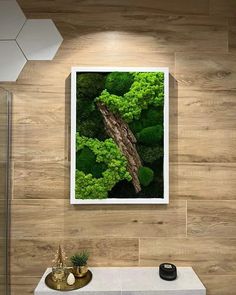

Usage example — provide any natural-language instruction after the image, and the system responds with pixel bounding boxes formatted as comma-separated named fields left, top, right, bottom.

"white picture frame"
left=70, top=67, right=169, bottom=204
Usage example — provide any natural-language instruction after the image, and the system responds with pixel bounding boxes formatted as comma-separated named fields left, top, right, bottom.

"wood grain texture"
left=18, top=13, right=228, bottom=54
left=0, top=275, right=6, bottom=295
left=11, top=276, right=40, bottom=295
left=172, top=89, right=236, bottom=130
left=64, top=200, right=186, bottom=238
left=12, top=124, right=68, bottom=162
left=18, top=0, right=210, bottom=16
left=0, top=162, right=7, bottom=198
left=13, top=161, right=69, bottom=199
left=229, top=18, right=236, bottom=52
left=11, top=238, right=139, bottom=276
left=170, top=127, right=236, bottom=162
left=188, top=201, right=236, bottom=237
left=0, top=0, right=234, bottom=294
left=170, top=163, right=236, bottom=200
left=210, top=0, right=236, bottom=17
left=0, top=238, right=6, bottom=276
left=201, top=275, right=236, bottom=295
left=11, top=200, right=64, bottom=239
left=175, top=53, right=236, bottom=90
left=140, top=238, right=236, bottom=275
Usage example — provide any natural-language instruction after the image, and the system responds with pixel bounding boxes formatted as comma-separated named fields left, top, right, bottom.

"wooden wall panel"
left=175, top=53, right=236, bottom=90
left=13, top=162, right=69, bottom=199
left=64, top=200, right=187, bottom=238
left=201, top=275, right=236, bottom=295
left=0, top=0, right=235, bottom=294
left=18, top=0, right=210, bottom=16
left=229, top=18, right=236, bottom=52
left=188, top=201, right=236, bottom=237
left=140, top=238, right=236, bottom=275
left=210, top=0, right=236, bottom=17
left=11, top=238, right=139, bottom=276
left=170, top=163, right=236, bottom=200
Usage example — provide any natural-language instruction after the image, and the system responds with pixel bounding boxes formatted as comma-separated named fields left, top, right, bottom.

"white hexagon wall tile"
left=0, top=41, right=26, bottom=82
left=0, top=0, right=26, bottom=40
left=17, top=19, right=63, bottom=60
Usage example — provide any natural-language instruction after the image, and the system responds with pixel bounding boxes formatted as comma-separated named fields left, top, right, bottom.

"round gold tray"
left=45, top=270, right=92, bottom=291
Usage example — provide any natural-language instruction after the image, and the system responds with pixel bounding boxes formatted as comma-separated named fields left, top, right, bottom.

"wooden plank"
left=170, top=163, right=236, bottom=200
left=12, top=91, right=68, bottom=126
left=175, top=53, right=236, bottom=90
left=10, top=238, right=139, bottom=276
left=170, top=127, right=236, bottom=162
left=65, top=238, right=139, bottom=266
left=229, top=18, right=236, bottom=52
left=12, top=162, right=236, bottom=200
left=170, top=128, right=236, bottom=162
left=11, top=276, right=40, bottom=295
left=12, top=124, right=69, bottom=162
left=13, top=161, right=69, bottom=199
left=0, top=238, right=6, bottom=276
left=210, top=0, right=236, bottom=17
left=19, top=13, right=228, bottom=54
left=188, top=200, right=236, bottom=237
left=18, top=0, right=209, bottom=16
left=171, top=89, right=236, bottom=130
left=0, top=162, right=7, bottom=198
left=0, top=275, right=6, bottom=295
left=140, top=237, right=236, bottom=275
left=11, top=199, right=64, bottom=239
left=64, top=200, right=186, bottom=238
left=201, top=275, right=236, bottom=295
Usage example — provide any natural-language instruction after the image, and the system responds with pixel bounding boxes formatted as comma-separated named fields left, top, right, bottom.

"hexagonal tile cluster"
left=0, top=0, right=63, bottom=82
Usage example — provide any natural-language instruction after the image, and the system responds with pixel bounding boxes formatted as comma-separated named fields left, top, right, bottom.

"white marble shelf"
left=34, top=267, right=206, bottom=295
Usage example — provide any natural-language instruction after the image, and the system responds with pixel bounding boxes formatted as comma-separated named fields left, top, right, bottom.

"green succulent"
left=70, top=251, right=89, bottom=267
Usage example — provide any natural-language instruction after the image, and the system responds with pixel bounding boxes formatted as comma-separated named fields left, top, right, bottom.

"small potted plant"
left=70, top=250, right=89, bottom=278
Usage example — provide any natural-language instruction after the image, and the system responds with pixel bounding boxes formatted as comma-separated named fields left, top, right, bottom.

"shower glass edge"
left=0, top=87, right=11, bottom=295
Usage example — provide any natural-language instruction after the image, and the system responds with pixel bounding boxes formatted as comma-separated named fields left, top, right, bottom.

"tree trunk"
left=97, top=102, right=142, bottom=193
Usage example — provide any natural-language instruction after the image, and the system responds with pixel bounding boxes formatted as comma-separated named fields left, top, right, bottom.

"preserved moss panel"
left=76, top=71, right=164, bottom=199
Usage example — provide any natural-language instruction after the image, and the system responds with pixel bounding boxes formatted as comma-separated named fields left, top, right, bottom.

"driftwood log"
left=97, top=102, right=142, bottom=193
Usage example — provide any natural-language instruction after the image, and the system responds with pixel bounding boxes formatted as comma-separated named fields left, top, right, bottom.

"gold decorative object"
left=51, top=244, right=68, bottom=283
left=70, top=250, right=89, bottom=278
left=45, top=270, right=92, bottom=291
left=73, top=265, right=88, bottom=278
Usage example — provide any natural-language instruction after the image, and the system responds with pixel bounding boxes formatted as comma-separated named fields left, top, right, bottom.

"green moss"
left=77, top=73, right=105, bottom=100
left=138, top=166, right=154, bottom=186
left=76, top=147, right=107, bottom=178
left=105, top=72, right=134, bottom=96
left=145, top=107, right=163, bottom=126
left=137, top=145, right=163, bottom=163
left=76, top=147, right=96, bottom=174
left=130, top=106, right=163, bottom=134
left=137, top=125, right=163, bottom=146
left=97, top=72, right=164, bottom=122
left=76, top=134, right=131, bottom=199
left=77, top=110, right=106, bottom=139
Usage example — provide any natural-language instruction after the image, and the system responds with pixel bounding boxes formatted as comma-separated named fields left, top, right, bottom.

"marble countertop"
left=34, top=267, right=206, bottom=295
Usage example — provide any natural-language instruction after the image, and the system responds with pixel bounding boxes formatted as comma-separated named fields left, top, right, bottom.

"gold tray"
left=45, top=270, right=92, bottom=291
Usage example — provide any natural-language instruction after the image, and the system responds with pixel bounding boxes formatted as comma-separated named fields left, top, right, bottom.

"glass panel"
left=0, top=87, right=10, bottom=295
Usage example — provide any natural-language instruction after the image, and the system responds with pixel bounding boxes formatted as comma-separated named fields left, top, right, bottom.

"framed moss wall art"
left=70, top=67, right=169, bottom=204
